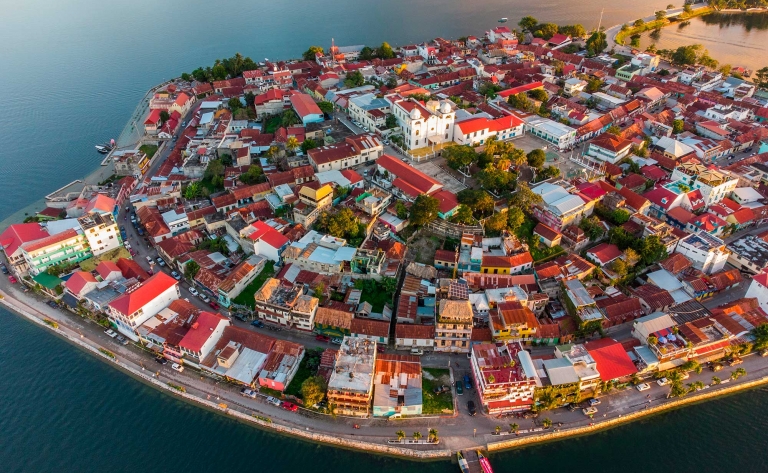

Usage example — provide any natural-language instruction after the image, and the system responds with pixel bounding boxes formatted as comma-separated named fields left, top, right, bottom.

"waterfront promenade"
left=4, top=276, right=768, bottom=459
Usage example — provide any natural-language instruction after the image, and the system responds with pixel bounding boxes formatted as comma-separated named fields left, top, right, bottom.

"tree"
left=712, top=376, right=721, bottom=385
left=637, top=234, right=668, bottom=264
left=396, top=430, right=406, bottom=441
left=586, top=78, right=604, bottom=93
left=359, top=46, right=375, bottom=60
left=159, top=110, right=170, bottom=124
left=303, top=46, right=324, bottom=61
left=378, top=42, right=395, bottom=59
left=655, top=10, right=667, bottom=20
left=244, top=91, right=256, bottom=108
left=672, top=119, right=685, bottom=134
left=428, top=428, right=439, bottom=442
left=509, top=423, right=520, bottom=433
left=579, top=216, right=605, bottom=241
left=228, top=97, right=243, bottom=111
left=184, top=261, right=200, bottom=281
left=606, top=125, right=621, bottom=135
left=477, top=167, right=513, bottom=193
left=479, top=82, right=503, bottom=99
left=542, top=418, right=552, bottom=428
left=509, top=183, right=543, bottom=214
left=451, top=205, right=475, bottom=225
left=457, top=189, right=495, bottom=218
left=683, top=3, right=692, bottom=13
left=409, top=195, right=440, bottom=226
left=286, top=136, right=300, bottom=155
left=634, top=18, right=646, bottom=27
left=239, top=165, right=264, bottom=185
left=300, top=376, right=327, bottom=406
left=559, top=24, right=586, bottom=38
left=534, top=23, right=559, bottom=40
left=671, top=44, right=702, bottom=66
left=386, top=77, right=398, bottom=89
left=211, top=63, right=227, bottom=81
left=527, top=149, right=547, bottom=169
left=623, top=247, right=640, bottom=266
left=412, top=431, right=422, bottom=441
left=536, top=166, right=560, bottom=181
left=301, top=138, right=319, bottom=153
left=528, top=88, right=548, bottom=102
left=385, top=113, right=398, bottom=129
left=317, top=208, right=361, bottom=239
left=395, top=201, right=409, bottom=220
left=506, top=207, right=525, bottom=233
left=181, top=72, right=191, bottom=82
left=484, top=212, right=508, bottom=234
left=317, top=101, right=334, bottom=115
left=508, top=93, right=535, bottom=113
left=519, top=16, right=538, bottom=31
left=586, top=31, right=607, bottom=55
left=751, top=323, right=768, bottom=351
left=444, top=145, right=477, bottom=171
left=204, top=159, right=225, bottom=182
left=381, top=277, right=398, bottom=297
left=281, top=110, right=300, bottom=128
left=184, top=181, right=202, bottom=199
left=755, top=67, right=768, bottom=89
left=611, top=258, right=630, bottom=279
left=344, top=70, right=365, bottom=88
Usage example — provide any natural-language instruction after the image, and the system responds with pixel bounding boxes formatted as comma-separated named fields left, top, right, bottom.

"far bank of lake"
left=639, top=12, right=768, bottom=72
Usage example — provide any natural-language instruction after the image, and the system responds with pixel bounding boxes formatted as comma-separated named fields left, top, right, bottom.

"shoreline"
left=4, top=286, right=768, bottom=460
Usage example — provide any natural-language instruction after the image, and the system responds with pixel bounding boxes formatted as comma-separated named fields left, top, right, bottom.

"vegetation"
left=239, top=165, right=266, bottom=185
left=197, top=236, right=231, bottom=256
left=656, top=44, right=719, bottom=68
left=302, top=46, right=324, bottom=61
left=354, top=278, right=397, bottom=312
left=300, top=376, right=327, bottom=407
left=409, top=194, right=441, bottom=226
left=344, top=71, right=365, bottom=88
left=184, top=261, right=200, bottom=281
left=586, top=31, right=607, bottom=56
left=422, top=368, right=454, bottom=414
left=527, top=149, right=547, bottom=169
left=316, top=208, right=367, bottom=246
left=231, top=261, right=275, bottom=308
left=187, top=53, right=259, bottom=82
left=139, top=144, right=159, bottom=159
left=285, top=348, right=324, bottom=398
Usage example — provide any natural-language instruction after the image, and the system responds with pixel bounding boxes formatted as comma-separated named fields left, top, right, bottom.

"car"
left=104, top=329, right=118, bottom=338
left=281, top=401, right=299, bottom=412
left=129, top=249, right=137, bottom=256
left=455, top=380, right=463, bottom=395
left=188, top=287, right=199, bottom=296
left=657, top=377, right=670, bottom=387
left=266, top=396, right=281, bottom=406
left=331, top=338, right=343, bottom=345
left=315, top=335, right=331, bottom=342
left=116, top=335, right=129, bottom=346
left=588, top=398, right=601, bottom=406
left=124, top=242, right=131, bottom=250
left=155, top=356, right=168, bottom=365
left=233, top=313, right=248, bottom=322
left=8, top=275, right=17, bottom=284
left=1, top=264, right=9, bottom=274
left=155, top=257, right=166, bottom=267
left=710, top=362, right=723, bottom=372
left=47, top=300, right=58, bottom=309
left=582, top=407, right=598, bottom=416
left=171, top=363, right=184, bottom=373
left=251, top=320, right=264, bottom=328
left=240, top=388, right=258, bottom=399
left=463, top=374, right=472, bottom=390
left=198, top=293, right=211, bottom=303
left=208, top=301, right=220, bottom=310
left=120, top=226, right=126, bottom=232
left=146, top=256, right=154, bottom=264
left=137, top=228, right=144, bottom=236
left=170, top=271, right=181, bottom=280
left=410, top=348, right=424, bottom=356
left=728, top=358, right=743, bottom=366
left=636, top=383, right=651, bottom=392
left=467, top=401, right=477, bottom=416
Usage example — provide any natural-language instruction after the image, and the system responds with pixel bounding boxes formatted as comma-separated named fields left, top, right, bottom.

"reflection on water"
left=699, top=11, right=768, bottom=31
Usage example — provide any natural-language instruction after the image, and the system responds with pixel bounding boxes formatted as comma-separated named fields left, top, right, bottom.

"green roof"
left=33, top=272, right=64, bottom=290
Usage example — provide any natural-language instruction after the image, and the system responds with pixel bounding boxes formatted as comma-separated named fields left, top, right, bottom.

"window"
left=415, top=130, right=420, bottom=136
left=446, top=123, right=449, bottom=130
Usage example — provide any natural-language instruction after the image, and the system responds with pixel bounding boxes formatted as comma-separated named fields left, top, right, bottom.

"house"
left=106, top=272, right=180, bottom=340
left=584, top=338, right=638, bottom=383
left=242, top=220, right=290, bottom=261
left=586, top=134, right=634, bottom=164
left=258, top=340, right=306, bottom=392
left=20, top=229, right=91, bottom=276
left=745, top=271, right=768, bottom=313
left=308, top=134, right=383, bottom=172
left=0, top=223, right=50, bottom=275
left=453, top=114, right=524, bottom=146
left=375, top=154, right=443, bottom=199
left=327, top=337, right=377, bottom=417
left=178, top=311, right=230, bottom=364
left=531, top=181, right=594, bottom=230
left=217, top=254, right=268, bottom=308
left=470, top=342, right=537, bottom=414
left=434, top=249, right=458, bottom=270
left=253, top=278, right=319, bottom=331
left=373, top=354, right=422, bottom=417
left=350, top=318, right=390, bottom=345
left=64, top=271, right=99, bottom=299
left=675, top=232, right=729, bottom=275
left=314, top=307, right=354, bottom=338
left=480, top=253, right=534, bottom=275
left=533, top=223, right=562, bottom=248
left=394, top=323, right=435, bottom=350
left=435, top=299, right=473, bottom=353
left=585, top=243, right=622, bottom=267
left=523, top=116, right=576, bottom=151
left=490, top=301, right=540, bottom=341
left=727, top=235, right=768, bottom=274
left=290, top=93, right=324, bottom=125
left=564, top=78, right=588, bottom=96
left=96, top=261, right=123, bottom=282
left=199, top=326, right=275, bottom=386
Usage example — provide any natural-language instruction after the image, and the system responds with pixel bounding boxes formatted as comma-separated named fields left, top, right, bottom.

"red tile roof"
left=249, top=220, right=290, bottom=249
left=290, top=93, right=322, bottom=118
left=108, top=272, right=178, bottom=317
left=432, top=190, right=460, bottom=214
left=96, top=261, right=121, bottom=280
left=377, top=154, right=442, bottom=196
left=179, top=311, right=228, bottom=352
left=0, top=223, right=49, bottom=256
left=21, top=228, right=80, bottom=253
left=116, top=258, right=150, bottom=281
left=586, top=243, right=622, bottom=265
left=584, top=338, right=638, bottom=381
left=65, top=271, right=98, bottom=297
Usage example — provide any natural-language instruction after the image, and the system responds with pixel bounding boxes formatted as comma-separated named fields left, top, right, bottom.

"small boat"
left=478, top=451, right=494, bottom=473
left=498, top=17, right=508, bottom=23
left=95, top=145, right=110, bottom=154
left=457, top=452, right=470, bottom=473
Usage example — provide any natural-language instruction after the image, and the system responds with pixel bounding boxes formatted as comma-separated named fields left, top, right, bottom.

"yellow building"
left=480, top=252, right=534, bottom=275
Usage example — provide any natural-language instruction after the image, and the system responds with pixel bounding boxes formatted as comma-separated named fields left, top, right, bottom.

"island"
left=4, top=9, right=768, bottom=466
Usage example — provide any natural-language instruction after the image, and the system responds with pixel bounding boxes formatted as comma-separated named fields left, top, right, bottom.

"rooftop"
left=328, top=337, right=377, bottom=394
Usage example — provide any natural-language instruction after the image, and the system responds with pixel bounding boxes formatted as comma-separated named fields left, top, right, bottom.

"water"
left=639, top=12, right=768, bottom=72
left=2, top=1, right=768, bottom=471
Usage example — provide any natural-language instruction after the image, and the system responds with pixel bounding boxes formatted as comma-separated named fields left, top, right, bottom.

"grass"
left=615, top=19, right=668, bottom=45
left=530, top=244, right=565, bottom=263
left=232, top=261, right=275, bottom=308
left=422, top=368, right=454, bottom=415
left=139, top=144, right=159, bottom=159
left=358, top=281, right=391, bottom=313
left=283, top=348, right=323, bottom=399
left=79, top=247, right=131, bottom=272
left=264, top=116, right=282, bottom=134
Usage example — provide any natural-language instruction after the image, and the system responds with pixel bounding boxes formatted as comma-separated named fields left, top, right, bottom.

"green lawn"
left=284, top=348, right=323, bottom=399
left=360, top=289, right=390, bottom=313
left=139, top=144, right=159, bottom=159
left=232, top=261, right=275, bottom=308
left=422, top=368, right=454, bottom=415
left=264, top=116, right=282, bottom=133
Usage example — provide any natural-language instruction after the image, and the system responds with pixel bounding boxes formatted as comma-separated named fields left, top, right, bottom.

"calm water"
left=2, top=0, right=768, bottom=471
left=639, top=12, right=768, bottom=72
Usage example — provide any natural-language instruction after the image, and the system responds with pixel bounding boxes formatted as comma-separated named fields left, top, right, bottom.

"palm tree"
left=732, top=367, right=747, bottom=380
left=509, top=423, right=520, bottom=434
left=395, top=430, right=405, bottom=442
left=542, top=418, right=552, bottom=428
left=495, top=425, right=501, bottom=434
left=413, top=431, right=422, bottom=441
left=428, top=428, right=438, bottom=442
left=286, top=136, right=300, bottom=155
left=712, top=376, right=721, bottom=385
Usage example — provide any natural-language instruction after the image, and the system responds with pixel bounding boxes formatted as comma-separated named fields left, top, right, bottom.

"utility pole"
left=597, top=8, right=604, bottom=33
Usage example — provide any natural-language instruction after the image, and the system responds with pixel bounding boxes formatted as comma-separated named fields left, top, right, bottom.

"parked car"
left=198, top=293, right=211, bottom=303
left=47, top=301, right=58, bottom=309
left=680, top=372, right=690, bottom=380
left=710, top=362, right=723, bottom=372
left=240, top=388, right=258, bottom=399
left=129, top=249, right=137, bottom=256
left=104, top=329, right=118, bottom=338
left=116, top=335, right=129, bottom=346
left=455, top=380, right=463, bottom=395
left=171, top=363, right=184, bottom=373
left=410, top=348, right=424, bottom=356
left=188, top=287, right=199, bottom=297
left=315, top=335, right=330, bottom=342
left=146, top=256, right=154, bottom=264
left=635, top=383, right=651, bottom=392
left=0, top=264, right=8, bottom=274
left=251, top=320, right=264, bottom=328
left=582, top=407, right=598, bottom=416
left=170, top=271, right=181, bottom=280
left=588, top=398, right=601, bottom=406
left=331, top=338, right=343, bottom=345
left=657, top=377, right=670, bottom=387
left=463, top=374, right=472, bottom=390
left=281, top=401, right=299, bottom=412
left=266, top=396, right=281, bottom=406
left=432, top=385, right=450, bottom=395
left=728, top=358, right=743, bottom=366
left=208, top=301, right=220, bottom=310
left=8, top=275, right=17, bottom=284
left=467, top=401, right=477, bottom=416
left=155, top=257, right=166, bottom=267
left=155, top=356, right=168, bottom=365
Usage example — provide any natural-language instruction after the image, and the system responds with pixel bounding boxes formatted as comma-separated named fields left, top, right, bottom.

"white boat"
left=498, top=17, right=508, bottom=23
left=95, top=145, right=110, bottom=154
left=457, top=452, right=470, bottom=473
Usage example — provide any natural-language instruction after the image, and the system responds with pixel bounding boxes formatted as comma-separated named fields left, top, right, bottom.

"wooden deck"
left=460, top=450, right=483, bottom=473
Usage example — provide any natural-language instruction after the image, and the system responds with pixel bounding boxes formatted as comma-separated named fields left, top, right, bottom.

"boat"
left=95, top=145, right=110, bottom=154
left=478, top=451, right=494, bottom=473
left=457, top=452, right=470, bottom=473
left=498, top=17, right=508, bottom=23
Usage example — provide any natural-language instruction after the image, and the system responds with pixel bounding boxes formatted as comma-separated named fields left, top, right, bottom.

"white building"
left=745, top=271, right=768, bottom=313
left=671, top=164, right=738, bottom=207
left=564, top=78, right=587, bottom=96
left=524, top=116, right=576, bottom=150
left=178, top=312, right=230, bottom=363
left=78, top=213, right=121, bottom=257
left=107, top=272, right=180, bottom=340
left=453, top=114, right=524, bottom=146
left=390, top=98, right=455, bottom=150
left=348, top=94, right=392, bottom=131
left=161, top=208, right=190, bottom=236
left=675, top=231, right=729, bottom=275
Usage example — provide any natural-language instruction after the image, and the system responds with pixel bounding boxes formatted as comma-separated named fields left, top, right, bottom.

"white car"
left=266, top=396, right=281, bottom=406
left=124, top=242, right=131, bottom=250
left=241, top=388, right=258, bottom=399
left=656, top=377, right=670, bottom=387
left=636, top=383, right=651, bottom=392
left=188, top=287, right=199, bottom=297
left=104, top=329, right=118, bottom=338
left=146, top=256, right=154, bottom=264
left=582, top=407, right=598, bottom=416
left=171, top=363, right=184, bottom=373
left=588, top=398, right=601, bottom=406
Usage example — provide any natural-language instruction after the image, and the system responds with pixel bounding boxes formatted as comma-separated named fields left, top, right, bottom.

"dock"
left=459, top=450, right=483, bottom=473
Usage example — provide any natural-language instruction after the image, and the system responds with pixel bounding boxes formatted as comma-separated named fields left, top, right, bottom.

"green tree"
left=579, top=216, right=605, bottom=241
left=413, top=431, right=422, bottom=441
left=586, top=78, right=604, bottom=93
left=281, top=110, right=301, bottom=127
left=634, top=18, right=646, bottom=27
left=385, top=113, right=398, bottom=129
left=527, top=149, right=547, bottom=169
left=536, top=166, right=560, bottom=181
left=184, top=261, right=200, bottom=280
left=396, top=430, right=406, bottom=441
left=409, top=194, right=440, bottom=226
left=386, top=77, right=398, bottom=89
left=301, top=138, right=319, bottom=153
left=755, top=67, right=768, bottom=89
left=485, top=212, right=508, bottom=234
left=317, top=101, right=334, bottom=115
left=534, top=23, right=559, bottom=40
left=204, top=159, right=225, bottom=182
left=637, top=234, right=668, bottom=264
left=508, top=93, right=535, bottom=112
left=228, top=97, right=243, bottom=111
left=509, top=183, right=543, bottom=214
left=559, top=24, right=586, bottom=37
left=712, top=376, right=721, bottom=385
left=444, top=145, right=477, bottom=171
left=359, top=46, right=375, bottom=60
left=344, top=70, right=365, bottom=88
left=184, top=182, right=202, bottom=199
left=611, top=258, right=629, bottom=279
left=381, top=276, right=398, bottom=296
left=211, top=63, right=228, bottom=81
left=181, top=72, right=191, bottom=81
left=683, top=3, right=692, bottom=13
left=506, top=207, right=525, bottom=233
left=477, top=167, right=513, bottom=193
left=528, top=88, right=548, bottom=102
left=519, top=16, right=539, bottom=31
left=303, top=46, right=324, bottom=61
left=751, top=324, right=768, bottom=350
left=159, top=110, right=170, bottom=124
left=317, top=208, right=360, bottom=239
left=378, top=42, right=395, bottom=59
left=671, top=44, right=702, bottom=66
left=542, top=418, right=552, bottom=428
left=300, top=376, right=327, bottom=406
left=285, top=136, right=300, bottom=155
left=606, top=125, right=621, bottom=135
left=457, top=189, right=496, bottom=218
left=655, top=10, right=667, bottom=20
left=586, top=31, right=607, bottom=55
left=672, top=119, right=685, bottom=134
left=479, top=83, right=503, bottom=99
left=428, top=428, right=439, bottom=442
left=451, top=205, right=475, bottom=225
left=239, top=165, right=265, bottom=185
left=395, top=201, right=409, bottom=220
